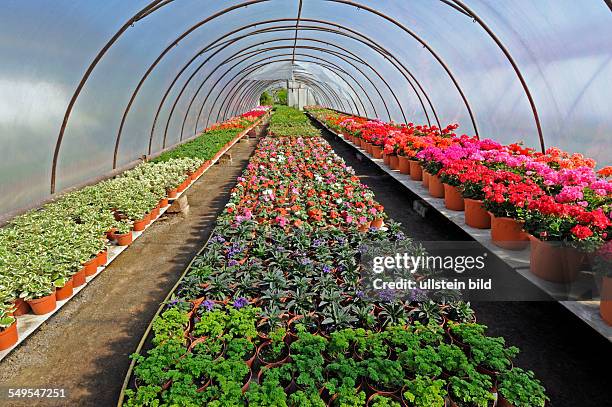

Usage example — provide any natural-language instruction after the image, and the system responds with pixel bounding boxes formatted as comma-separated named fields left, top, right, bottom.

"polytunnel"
left=0, top=1, right=611, bottom=406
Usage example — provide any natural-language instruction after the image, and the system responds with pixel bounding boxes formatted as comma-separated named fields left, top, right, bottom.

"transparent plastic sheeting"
left=0, top=0, right=610, bottom=217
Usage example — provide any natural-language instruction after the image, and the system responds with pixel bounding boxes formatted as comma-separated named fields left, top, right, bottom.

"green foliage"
left=403, top=376, right=447, bottom=407
left=498, top=368, right=549, bottom=407
left=268, top=106, right=320, bottom=137
left=260, top=91, right=273, bottom=106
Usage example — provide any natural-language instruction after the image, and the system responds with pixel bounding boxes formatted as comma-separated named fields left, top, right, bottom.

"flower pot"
left=83, top=257, right=98, bottom=277
left=444, top=184, right=464, bottom=211
left=383, top=153, right=390, bottom=165
left=600, top=276, right=612, bottom=326
left=115, top=231, right=133, bottom=246
left=0, top=322, right=18, bottom=351
left=490, top=214, right=528, bottom=250
left=366, top=391, right=402, bottom=406
left=167, top=188, right=178, bottom=199
left=151, top=206, right=160, bottom=219
left=422, top=171, right=430, bottom=187
left=360, top=139, right=368, bottom=149
left=371, top=217, right=384, bottom=228
left=27, top=292, right=57, bottom=315
left=464, top=198, right=491, bottom=229
left=429, top=174, right=445, bottom=198
left=389, top=155, right=399, bottom=170
left=96, top=250, right=108, bottom=267
left=72, top=267, right=87, bottom=287
left=528, top=236, right=580, bottom=283
left=105, top=228, right=117, bottom=240
left=398, top=155, right=411, bottom=175
left=371, top=145, right=383, bottom=159
left=358, top=221, right=372, bottom=232
left=497, top=397, right=515, bottom=407
left=55, top=278, right=74, bottom=301
left=159, top=198, right=169, bottom=208
left=256, top=341, right=290, bottom=368
left=13, top=298, right=30, bottom=316
left=367, top=143, right=374, bottom=155
left=133, top=217, right=148, bottom=232
left=409, top=160, right=422, bottom=181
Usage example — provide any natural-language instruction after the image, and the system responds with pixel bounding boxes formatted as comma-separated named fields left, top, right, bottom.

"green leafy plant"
left=498, top=368, right=549, bottom=407
left=403, top=375, right=447, bottom=407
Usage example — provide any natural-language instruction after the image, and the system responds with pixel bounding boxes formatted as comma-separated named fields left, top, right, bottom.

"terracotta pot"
left=366, top=391, right=402, bottom=406
left=0, top=322, right=18, bottom=351
left=490, top=214, right=528, bottom=250
left=167, top=188, right=178, bottom=199
left=97, top=250, right=108, bottom=267
left=72, top=267, right=87, bottom=287
left=428, top=174, right=445, bottom=198
left=409, top=160, right=422, bottom=181
left=27, top=292, right=57, bottom=315
left=83, top=257, right=98, bottom=277
left=389, top=155, right=399, bottom=170
left=421, top=170, right=429, bottom=188
left=159, top=198, right=169, bottom=208
left=600, top=276, right=612, bottom=326
left=464, top=198, right=491, bottom=229
left=360, top=139, right=368, bottom=149
left=256, top=341, right=290, bottom=368
left=55, top=278, right=74, bottom=301
left=358, top=221, right=372, bottom=232
left=151, top=206, right=160, bottom=219
left=371, top=218, right=384, bottom=228
left=371, top=145, right=383, bottom=159
left=105, top=228, right=117, bottom=240
left=13, top=298, right=30, bottom=316
left=395, top=155, right=409, bottom=175
left=497, top=397, right=515, bottom=407
left=383, top=153, right=390, bottom=165
left=115, top=231, right=133, bottom=246
left=133, top=217, right=147, bottom=232
left=528, top=236, right=580, bottom=283
left=444, top=184, right=464, bottom=211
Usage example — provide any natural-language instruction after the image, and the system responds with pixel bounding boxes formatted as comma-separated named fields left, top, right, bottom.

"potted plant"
left=21, top=275, right=57, bottom=315
left=0, top=301, right=18, bottom=350
left=366, top=393, right=402, bottom=407
left=594, top=242, right=612, bottom=325
left=447, top=373, right=495, bottom=407
left=402, top=375, right=448, bottom=407
left=257, top=326, right=289, bottom=366
left=497, top=368, right=548, bottom=407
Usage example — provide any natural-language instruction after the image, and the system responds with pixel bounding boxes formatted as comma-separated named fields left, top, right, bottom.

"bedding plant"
left=124, top=107, right=546, bottom=406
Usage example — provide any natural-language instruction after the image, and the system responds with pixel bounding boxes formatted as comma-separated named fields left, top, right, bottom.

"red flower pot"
left=115, top=231, right=133, bottom=246
left=72, top=267, right=87, bottom=288
left=83, top=257, right=98, bottom=277
left=409, top=160, right=422, bottom=181
left=398, top=155, right=411, bottom=175
left=151, top=206, right=160, bottom=219
left=133, top=217, right=148, bottom=232
left=360, top=139, right=368, bottom=149
left=358, top=221, right=372, bottom=232
left=490, top=214, right=528, bottom=250
left=55, top=278, right=74, bottom=301
left=444, top=184, right=464, bottom=211
left=371, top=218, right=384, bottom=228
left=0, top=322, right=18, bottom=351
left=389, top=155, right=399, bottom=170
left=422, top=170, right=430, bottom=187
left=428, top=174, right=445, bottom=198
left=167, top=188, right=178, bottom=199
left=464, top=198, right=491, bottom=229
left=383, top=153, right=390, bottom=165
left=371, top=145, right=383, bottom=159
left=97, top=250, right=108, bottom=267
left=528, top=236, right=580, bottom=283
left=27, top=292, right=57, bottom=315
left=600, top=276, right=612, bottom=326
left=159, top=198, right=169, bottom=208
left=13, top=298, right=30, bottom=316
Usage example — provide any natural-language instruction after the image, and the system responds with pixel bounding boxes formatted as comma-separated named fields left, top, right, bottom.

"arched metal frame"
left=49, top=0, right=547, bottom=194
left=189, top=50, right=379, bottom=142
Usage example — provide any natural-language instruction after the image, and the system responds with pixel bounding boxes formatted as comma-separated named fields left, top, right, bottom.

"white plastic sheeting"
left=0, top=0, right=610, bottom=216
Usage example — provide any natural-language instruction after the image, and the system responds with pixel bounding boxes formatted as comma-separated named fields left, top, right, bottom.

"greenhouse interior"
left=0, top=1, right=611, bottom=406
